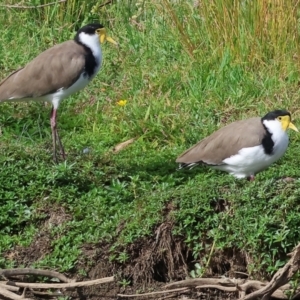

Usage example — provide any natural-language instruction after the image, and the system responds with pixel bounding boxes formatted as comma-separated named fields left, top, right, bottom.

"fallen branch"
left=0, top=283, right=19, bottom=292
left=195, top=284, right=236, bottom=292
left=165, top=277, right=247, bottom=289
left=164, top=277, right=290, bottom=299
left=0, top=269, right=114, bottom=300
left=0, top=286, right=33, bottom=300
left=195, top=284, right=287, bottom=299
left=5, top=276, right=114, bottom=289
left=0, top=268, right=72, bottom=283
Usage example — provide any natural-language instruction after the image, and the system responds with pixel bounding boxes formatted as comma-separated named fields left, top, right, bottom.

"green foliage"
left=118, top=277, right=131, bottom=288
left=0, top=0, right=300, bottom=280
left=190, top=263, right=203, bottom=278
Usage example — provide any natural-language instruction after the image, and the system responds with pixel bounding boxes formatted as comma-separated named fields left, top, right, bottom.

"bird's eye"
left=278, top=117, right=282, bottom=121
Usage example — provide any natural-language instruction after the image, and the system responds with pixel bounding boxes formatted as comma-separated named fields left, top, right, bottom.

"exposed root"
left=119, top=243, right=300, bottom=299
left=0, top=268, right=114, bottom=299
left=0, top=286, right=33, bottom=300
left=0, top=268, right=73, bottom=283
left=4, top=276, right=114, bottom=289
left=123, top=216, right=189, bottom=284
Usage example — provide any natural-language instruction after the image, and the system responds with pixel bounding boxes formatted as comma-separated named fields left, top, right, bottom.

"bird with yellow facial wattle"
left=176, top=110, right=298, bottom=180
left=0, top=23, right=118, bottom=162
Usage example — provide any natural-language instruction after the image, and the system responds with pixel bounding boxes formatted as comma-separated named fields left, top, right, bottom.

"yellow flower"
left=117, top=100, right=127, bottom=107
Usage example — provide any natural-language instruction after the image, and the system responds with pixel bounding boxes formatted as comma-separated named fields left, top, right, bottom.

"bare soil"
left=2, top=203, right=250, bottom=299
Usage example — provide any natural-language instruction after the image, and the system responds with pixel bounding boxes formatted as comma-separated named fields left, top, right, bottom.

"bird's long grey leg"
left=56, top=130, right=66, bottom=160
left=50, top=107, right=58, bottom=162
left=50, top=107, right=66, bottom=162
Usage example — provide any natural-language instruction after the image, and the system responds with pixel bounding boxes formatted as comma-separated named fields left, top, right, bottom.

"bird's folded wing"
left=0, top=40, right=86, bottom=101
left=176, top=117, right=265, bottom=165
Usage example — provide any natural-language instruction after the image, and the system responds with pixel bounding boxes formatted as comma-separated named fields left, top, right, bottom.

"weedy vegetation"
left=1, top=0, right=300, bottom=291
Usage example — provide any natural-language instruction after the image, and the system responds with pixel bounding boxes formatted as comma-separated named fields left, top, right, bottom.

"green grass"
left=1, top=0, right=300, bottom=283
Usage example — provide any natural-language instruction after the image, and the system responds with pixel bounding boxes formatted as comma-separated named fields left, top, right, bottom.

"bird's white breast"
left=216, top=122, right=289, bottom=178
left=49, top=73, right=91, bottom=109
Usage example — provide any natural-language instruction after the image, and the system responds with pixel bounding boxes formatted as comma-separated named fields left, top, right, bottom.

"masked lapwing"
left=0, top=23, right=117, bottom=162
left=176, top=110, right=298, bottom=180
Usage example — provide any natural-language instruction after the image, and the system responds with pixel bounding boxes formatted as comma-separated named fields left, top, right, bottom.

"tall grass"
left=159, top=0, right=300, bottom=70
left=4, top=0, right=299, bottom=70
left=1, top=0, right=109, bottom=27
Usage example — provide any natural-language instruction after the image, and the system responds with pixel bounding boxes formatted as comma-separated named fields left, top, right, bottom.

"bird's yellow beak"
left=97, top=28, right=118, bottom=45
left=288, top=122, right=298, bottom=132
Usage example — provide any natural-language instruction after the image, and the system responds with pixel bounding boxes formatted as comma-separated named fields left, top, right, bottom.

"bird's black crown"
left=76, top=23, right=104, bottom=36
left=262, top=110, right=291, bottom=121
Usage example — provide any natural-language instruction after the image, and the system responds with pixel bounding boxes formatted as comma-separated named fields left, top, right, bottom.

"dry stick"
left=0, top=283, right=19, bottom=292
left=239, top=280, right=266, bottom=291
left=117, top=287, right=189, bottom=298
left=165, top=278, right=291, bottom=292
left=195, top=284, right=236, bottom=292
left=21, top=287, right=27, bottom=299
left=165, top=278, right=290, bottom=299
left=0, top=0, right=66, bottom=9
left=165, top=277, right=245, bottom=289
left=5, top=276, right=114, bottom=289
left=195, top=284, right=288, bottom=299
left=241, top=243, right=300, bottom=300
left=234, top=271, right=250, bottom=277
left=0, top=286, right=33, bottom=300
left=0, top=268, right=72, bottom=283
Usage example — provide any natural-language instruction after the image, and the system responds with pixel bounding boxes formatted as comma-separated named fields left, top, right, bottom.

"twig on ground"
left=0, top=283, right=19, bottom=292
left=4, top=276, right=114, bottom=289
left=0, top=270, right=114, bottom=300
left=0, top=268, right=73, bottom=283
left=0, top=286, right=33, bottom=300
left=165, top=277, right=246, bottom=289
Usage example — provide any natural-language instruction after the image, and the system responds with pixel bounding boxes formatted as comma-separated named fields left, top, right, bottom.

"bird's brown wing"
left=0, top=40, right=86, bottom=101
left=176, top=117, right=266, bottom=165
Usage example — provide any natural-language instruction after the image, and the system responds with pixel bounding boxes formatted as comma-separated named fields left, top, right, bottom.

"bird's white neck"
left=78, top=32, right=102, bottom=67
left=263, top=119, right=288, bottom=146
